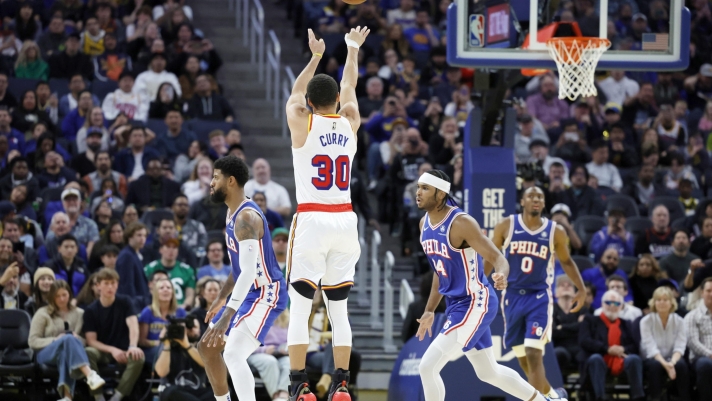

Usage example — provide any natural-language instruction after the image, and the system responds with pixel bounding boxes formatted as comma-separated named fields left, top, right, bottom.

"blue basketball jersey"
left=225, top=199, right=284, bottom=290
left=502, top=214, right=556, bottom=291
left=420, top=207, right=489, bottom=299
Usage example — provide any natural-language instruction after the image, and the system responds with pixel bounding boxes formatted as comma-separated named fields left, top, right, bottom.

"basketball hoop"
left=545, top=37, right=611, bottom=101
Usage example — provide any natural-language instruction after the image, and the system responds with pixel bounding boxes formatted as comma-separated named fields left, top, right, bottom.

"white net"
left=545, top=37, right=611, bottom=101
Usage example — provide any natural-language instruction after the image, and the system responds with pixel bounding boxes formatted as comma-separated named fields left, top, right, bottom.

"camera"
left=165, top=315, right=187, bottom=340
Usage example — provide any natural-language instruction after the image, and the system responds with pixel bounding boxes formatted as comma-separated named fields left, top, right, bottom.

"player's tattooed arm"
left=483, top=217, right=509, bottom=276
left=554, top=225, right=587, bottom=312
left=234, top=209, right=264, bottom=241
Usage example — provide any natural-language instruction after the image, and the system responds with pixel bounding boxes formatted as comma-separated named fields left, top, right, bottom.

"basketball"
left=342, top=0, right=367, bottom=4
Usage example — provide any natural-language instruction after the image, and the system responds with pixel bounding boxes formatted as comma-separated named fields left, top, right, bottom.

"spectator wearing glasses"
left=593, top=275, right=641, bottom=321
left=197, top=239, right=230, bottom=283
left=29, top=280, right=106, bottom=401
left=640, top=286, right=690, bottom=401
left=684, top=277, right=712, bottom=401
left=579, top=290, right=644, bottom=401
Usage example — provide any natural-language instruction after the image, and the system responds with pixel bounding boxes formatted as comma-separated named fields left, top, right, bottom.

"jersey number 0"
left=312, top=155, right=350, bottom=191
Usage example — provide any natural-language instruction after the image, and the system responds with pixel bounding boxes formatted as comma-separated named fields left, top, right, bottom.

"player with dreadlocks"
left=415, top=170, right=564, bottom=401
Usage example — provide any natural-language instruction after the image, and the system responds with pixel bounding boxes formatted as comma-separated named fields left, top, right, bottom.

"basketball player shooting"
left=415, top=170, right=563, bottom=401
left=284, top=27, right=369, bottom=401
left=487, top=186, right=586, bottom=400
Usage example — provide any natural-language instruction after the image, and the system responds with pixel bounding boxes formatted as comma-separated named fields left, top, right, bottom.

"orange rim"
left=546, top=37, right=611, bottom=64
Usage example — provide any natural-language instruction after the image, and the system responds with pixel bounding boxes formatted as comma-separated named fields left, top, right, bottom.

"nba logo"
left=469, top=14, right=485, bottom=47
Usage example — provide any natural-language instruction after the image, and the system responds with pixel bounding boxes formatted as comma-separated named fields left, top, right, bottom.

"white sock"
left=215, top=393, right=230, bottom=401
left=547, top=388, right=560, bottom=399
left=223, top=324, right=261, bottom=401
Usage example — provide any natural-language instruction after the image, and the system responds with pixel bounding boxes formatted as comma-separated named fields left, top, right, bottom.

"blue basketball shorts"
left=501, top=288, right=553, bottom=356
left=440, top=285, right=498, bottom=352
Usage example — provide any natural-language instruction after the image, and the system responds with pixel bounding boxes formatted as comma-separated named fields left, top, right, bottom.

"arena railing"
left=248, top=0, right=265, bottom=81
left=281, top=66, right=295, bottom=137
left=370, top=230, right=382, bottom=329
left=356, top=216, right=370, bottom=307
left=399, top=279, right=414, bottom=320
left=266, top=30, right=281, bottom=118
left=383, top=251, right=397, bottom=352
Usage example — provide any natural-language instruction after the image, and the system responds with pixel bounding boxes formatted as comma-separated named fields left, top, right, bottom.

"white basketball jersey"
left=292, top=113, right=357, bottom=205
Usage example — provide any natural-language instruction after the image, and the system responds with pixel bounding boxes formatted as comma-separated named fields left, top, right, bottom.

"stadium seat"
left=572, top=255, right=594, bottom=271
left=573, top=215, right=606, bottom=255
left=145, top=118, right=168, bottom=135
left=321, top=32, right=343, bottom=57
left=186, top=119, right=239, bottom=143
left=648, top=196, right=686, bottom=223
left=0, top=310, right=36, bottom=397
left=91, top=79, right=119, bottom=102
left=671, top=217, right=688, bottom=231
left=140, top=209, right=175, bottom=233
left=624, top=216, right=653, bottom=245
left=8, top=77, right=39, bottom=100
left=48, top=78, right=70, bottom=99
left=618, top=256, right=638, bottom=274
left=208, top=229, right=225, bottom=240
left=363, top=33, right=384, bottom=55
left=605, top=194, right=640, bottom=218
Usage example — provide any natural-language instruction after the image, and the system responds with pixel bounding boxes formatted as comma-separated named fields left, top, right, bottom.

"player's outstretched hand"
left=491, top=273, right=507, bottom=291
left=308, top=29, right=326, bottom=56
left=416, top=311, right=434, bottom=341
left=346, top=26, right=370, bottom=47
left=570, top=287, right=587, bottom=313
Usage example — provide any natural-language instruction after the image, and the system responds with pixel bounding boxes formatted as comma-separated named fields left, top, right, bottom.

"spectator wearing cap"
left=197, top=239, right=231, bottom=283
left=251, top=191, right=284, bottom=233
left=155, top=110, right=196, bottom=164
left=607, top=123, right=639, bottom=168
left=621, top=164, right=666, bottom=215
left=61, top=188, right=100, bottom=256
left=134, top=52, right=182, bottom=101
left=187, top=74, right=235, bottom=122
left=116, top=222, right=151, bottom=308
left=660, top=230, right=700, bottom=285
left=25, top=267, right=55, bottom=316
left=272, top=227, right=289, bottom=271
left=514, top=113, right=549, bottom=164
left=0, top=155, right=40, bottom=202
left=684, top=277, right=712, bottom=401
left=550, top=204, right=583, bottom=253
left=598, top=70, right=640, bottom=107
left=678, top=178, right=699, bottom=216
left=113, top=126, right=161, bottom=181
left=37, top=151, right=78, bottom=189
left=48, top=32, right=93, bottom=80
left=403, top=8, right=440, bottom=53
left=37, top=16, right=67, bottom=60
left=171, top=194, right=207, bottom=251
left=590, top=208, right=635, bottom=263
left=684, top=63, right=712, bottom=112
left=552, top=118, right=591, bottom=164
left=125, top=157, right=182, bottom=212
left=635, top=205, right=674, bottom=258
left=622, top=82, right=657, bottom=136
left=144, top=238, right=195, bottom=307
left=244, top=159, right=292, bottom=218
left=586, top=140, right=623, bottom=191
left=582, top=248, right=634, bottom=309
left=93, top=32, right=132, bottom=82
left=103, top=71, right=149, bottom=122
left=48, top=234, right=88, bottom=296
left=59, top=74, right=101, bottom=119
left=525, top=74, right=570, bottom=131
left=639, top=286, right=690, bottom=401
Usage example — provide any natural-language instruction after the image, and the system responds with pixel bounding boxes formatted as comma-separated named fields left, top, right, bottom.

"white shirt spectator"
left=102, top=88, right=149, bottom=122
left=639, top=312, right=687, bottom=360
left=153, top=5, right=193, bottom=21
left=244, top=179, right=292, bottom=215
left=134, top=69, right=181, bottom=102
left=598, top=72, right=640, bottom=107
left=387, top=9, right=416, bottom=30
left=586, top=161, right=623, bottom=191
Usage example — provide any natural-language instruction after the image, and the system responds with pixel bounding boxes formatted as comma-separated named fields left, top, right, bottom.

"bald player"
left=487, top=187, right=586, bottom=400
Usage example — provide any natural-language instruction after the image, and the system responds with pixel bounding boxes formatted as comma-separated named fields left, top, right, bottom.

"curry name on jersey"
left=502, top=214, right=556, bottom=291
left=420, top=207, right=489, bottom=299
left=225, top=199, right=284, bottom=291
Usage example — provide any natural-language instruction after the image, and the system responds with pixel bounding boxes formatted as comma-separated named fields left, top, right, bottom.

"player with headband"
left=415, top=170, right=564, bottom=401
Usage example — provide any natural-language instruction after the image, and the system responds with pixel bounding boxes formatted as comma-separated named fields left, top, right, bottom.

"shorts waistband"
left=296, top=203, right=353, bottom=213
left=511, top=288, right=547, bottom=295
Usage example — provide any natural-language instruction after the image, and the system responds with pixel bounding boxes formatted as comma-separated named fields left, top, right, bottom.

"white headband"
left=418, top=173, right=451, bottom=194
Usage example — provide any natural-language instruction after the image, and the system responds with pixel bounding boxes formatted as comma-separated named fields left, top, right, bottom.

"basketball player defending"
left=284, top=27, right=369, bottom=401
left=487, top=186, right=586, bottom=400
left=199, top=156, right=289, bottom=401
left=416, top=170, right=562, bottom=401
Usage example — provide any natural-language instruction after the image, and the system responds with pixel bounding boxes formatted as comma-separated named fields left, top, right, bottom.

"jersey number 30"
left=312, top=155, right=350, bottom=191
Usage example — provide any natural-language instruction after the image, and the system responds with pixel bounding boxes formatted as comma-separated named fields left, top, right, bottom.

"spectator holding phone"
left=138, top=278, right=186, bottom=365
left=29, top=280, right=106, bottom=401
left=589, top=208, right=635, bottom=262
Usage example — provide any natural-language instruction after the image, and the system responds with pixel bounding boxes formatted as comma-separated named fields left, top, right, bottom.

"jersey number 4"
left=312, top=155, right=350, bottom=191
left=434, top=259, right=448, bottom=277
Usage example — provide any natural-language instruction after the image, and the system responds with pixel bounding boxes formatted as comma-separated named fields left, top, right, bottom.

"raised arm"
left=339, top=26, right=370, bottom=133
left=450, top=214, right=508, bottom=290
left=553, top=225, right=586, bottom=312
left=484, top=217, right=510, bottom=276
left=286, top=29, right=325, bottom=147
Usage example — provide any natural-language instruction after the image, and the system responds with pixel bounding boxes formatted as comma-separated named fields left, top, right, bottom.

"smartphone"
left=564, top=132, right=579, bottom=141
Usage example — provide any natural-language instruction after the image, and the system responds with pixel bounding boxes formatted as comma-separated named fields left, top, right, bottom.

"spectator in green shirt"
left=15, top=41, right=49, bottom=81
left=144, top=238, right=196, bottom=308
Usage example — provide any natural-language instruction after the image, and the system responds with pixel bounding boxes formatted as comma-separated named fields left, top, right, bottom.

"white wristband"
left=344, top=34, right=359, bottom=49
